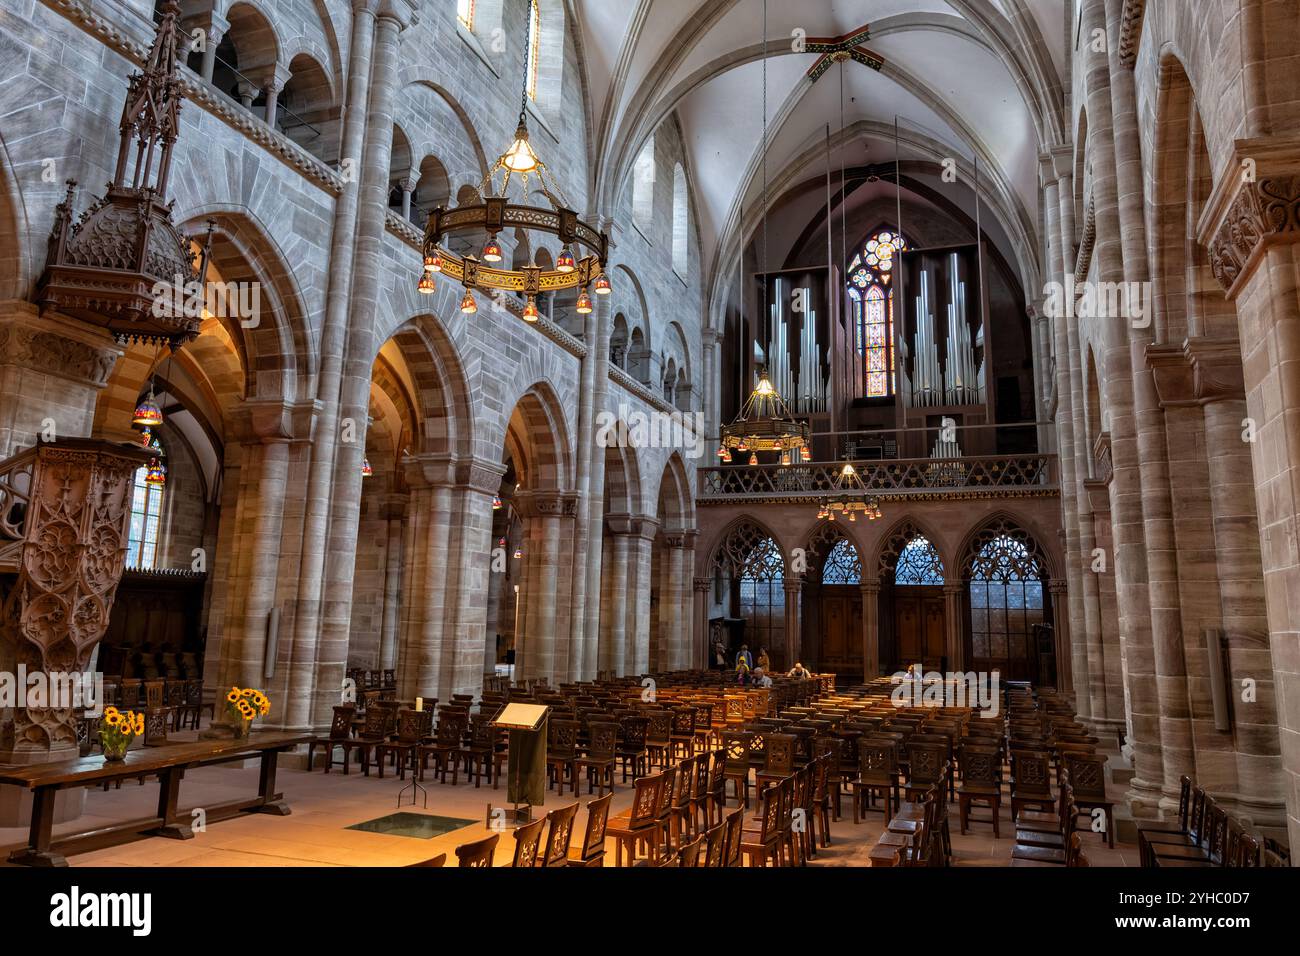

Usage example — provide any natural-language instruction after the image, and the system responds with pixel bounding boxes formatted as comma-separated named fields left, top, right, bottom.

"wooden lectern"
left=492, top=703, right=549, bottom=811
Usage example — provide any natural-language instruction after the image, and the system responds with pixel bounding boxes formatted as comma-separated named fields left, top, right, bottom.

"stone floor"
left=0, top=738, right=1140, bottom=867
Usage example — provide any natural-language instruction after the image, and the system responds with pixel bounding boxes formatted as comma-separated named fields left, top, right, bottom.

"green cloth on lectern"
left=507, top=715, right=547, bottom=807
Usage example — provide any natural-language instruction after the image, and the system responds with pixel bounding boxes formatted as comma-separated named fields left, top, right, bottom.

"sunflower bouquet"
left=225, top=687, right=271, bottom=738
left=99, top=706, right=144, bottom=761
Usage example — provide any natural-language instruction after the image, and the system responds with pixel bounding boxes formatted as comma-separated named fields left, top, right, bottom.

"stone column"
left=441, top=458, right=506, bottom=697
left=194, top=14, right=229, bottom=84
left=1049, top=581, right=1072, bottom=693
left=1082, top=4, right=1168, bottom=814
left=280, top=0, right=391, bottom=731
left=225, top=400, right=304, bottom=690
left=861, top=580, right=880, bottom=679
left=262, top=65, right=291, bottom=130
left=578, top=293, right=615, bottom=679
left=783, top=574, right=803, bottom=669
left=394, top=454, right=456, bottom=700
left=378, top=493, right=408, bottom=672
left=626, top=519, right=658, bottom=674
left=943, top=580, right=964, bottom=671
left=1192, top=342, right=1284, bottom=826
left=694, top=577, right=712, bottom=670
left=516, top=491, right=569, bottom=682
left=601, top=515, right=633, bottom=675
left=398, top=177, right=416, bottom=221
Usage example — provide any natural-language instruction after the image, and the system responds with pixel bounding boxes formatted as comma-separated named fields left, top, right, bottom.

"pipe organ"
left=765, top=276, right=828, bottom=415
left=905, top=251, right=985, bottom=410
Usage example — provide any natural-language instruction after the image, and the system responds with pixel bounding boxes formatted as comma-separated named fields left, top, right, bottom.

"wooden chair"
left=1012, top=831, right=1082, bottom=867
left=702, top=820, right=727, bottom=867
left=1226, top=819, right=1261, bottom=867
left=1010, top=751, right=1054, bottom=821
left=905, top=742, right=949, bottom=803
left=702, top=748, right=728, bottom=829
left=645, top=711, right=673, bottom=769
left=1065, top=753, right=1114, bottom=847
left=420, top=710, right=468, bottom=783
left=755, top=733, right=796, bottom=795
left=338, top=707, right=388, bottom=775
left=407, top=853, right=447, bottom=868
left=375, top=708, right=428, bottom=779
left=957, top=743, right=1002, bottom=837
left=722, top=806, right=745, bottom=867
left=539, top=802, right=580, bottom=867
left=455, top=833, right=499, bottom=867
left=669, top=706, right=696, bottom=760
left=307, top=705, right=356, bottom=773
left=616, top=715, right=649, bottom=781
left=1135, top=774, right=1193, bottom=852
left=677, top=834, right=705, bottom=867
left=1139, top=783, right=1205, bottom=865
left=573, top=720, right=618, bottom=795
left=851, top=741, right=900, bottom=822
left=607, top=772, right=665, bottom=866
left=545, top=719, right=581, bottom=796
left=459, top=716, right=499, bottom=788
left=142, top=680, right=170, bottom=746
left=740, top=779, right=784, bottom=867
left=567, top=793, right=613, bottom=867
left=510, top=817, right=547, bottom=867
left=722, top=730, right=753, bottom=808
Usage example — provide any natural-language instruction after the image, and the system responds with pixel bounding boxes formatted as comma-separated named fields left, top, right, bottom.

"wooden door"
left=892, top=587, right=945, bottom=670
left=818, top=586, right=862, bottom=675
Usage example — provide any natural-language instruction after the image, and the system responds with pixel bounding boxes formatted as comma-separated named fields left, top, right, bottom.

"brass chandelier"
left=718, top=369, right=811, bottom=466
left=418, top=45, right=609, bottom=319
left=817, top=461, right=883, bottom=522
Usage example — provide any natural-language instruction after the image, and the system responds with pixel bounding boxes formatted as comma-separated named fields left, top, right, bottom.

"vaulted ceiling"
left=571, top=0, right=1069, bottom=304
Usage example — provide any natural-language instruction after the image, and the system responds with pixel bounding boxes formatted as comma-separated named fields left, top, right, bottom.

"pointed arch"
left=707, top=515, right=786, bottom=580
left=805, top=522, right=862, bottom=585
left=958, top=513, right=1055, bottom=581
left=385, top=313, right=475, bottom=459
left=653, top=451, right=693, bottom=532
left=873, top=515, right=949, bottom=581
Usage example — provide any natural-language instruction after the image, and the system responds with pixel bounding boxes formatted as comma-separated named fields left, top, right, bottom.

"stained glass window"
left=525, top=0, right=541, bottom=101
left=457, top=0, right=474, bottom=29
left=126, top=453, right=165, bottom=570
left=711, top=522, right=786, bottom=661
left=821, top=538, right=862, bottom=585
left=894, top=536, right=943, bottom=586
left=848, top=229, right=907, bottom=398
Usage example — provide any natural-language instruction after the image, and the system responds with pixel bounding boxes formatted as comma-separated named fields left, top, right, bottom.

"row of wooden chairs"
left=1137, top=775, right=1286, bottom=867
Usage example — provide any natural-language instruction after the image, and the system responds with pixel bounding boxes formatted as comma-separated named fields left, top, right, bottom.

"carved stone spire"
left=35, top=1, right=211, bottom=347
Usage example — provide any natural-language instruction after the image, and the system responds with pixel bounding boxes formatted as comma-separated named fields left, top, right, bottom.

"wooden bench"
left=0, top=732, right=310, bottom=867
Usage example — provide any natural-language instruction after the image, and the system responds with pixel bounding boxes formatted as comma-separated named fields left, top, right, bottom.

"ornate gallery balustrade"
left=698, top=454, right=1059, bottom=503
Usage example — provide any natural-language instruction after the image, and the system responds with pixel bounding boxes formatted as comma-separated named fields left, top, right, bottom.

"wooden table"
left=0, top=732, right=309, bottom=866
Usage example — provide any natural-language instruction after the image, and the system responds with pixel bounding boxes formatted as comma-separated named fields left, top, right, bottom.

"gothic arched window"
left=847, top=229, right=908, bottom=398
left=968, top=531, right=1045, bottom=676
left=127, top=432, right=167, bottom=570
left=894, top=536, right=944, bottom=586
left=821, top=538, right=862, bottom=585
left=711, top=522, right=786, bottom=658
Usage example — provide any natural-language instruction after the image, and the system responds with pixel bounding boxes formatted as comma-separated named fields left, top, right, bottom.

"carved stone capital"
left=232, top=397, right=315, bottom=444
left=662, top=528, right=698, bottom=550
left=402, top=452, right=457, bottom=489
left=694, top=576, right=712, bottom=592
left=455, top=457, right=508, bottom=496
left=1186, top=337, right=1246, bottom=403
left=513, top=490, right=579, bottom=520
left=1082, top=478, right=1111, bottom=515
left=1145, top=342, right=1197, bottom=408
left=1208, top=175, right=1300, bottom=297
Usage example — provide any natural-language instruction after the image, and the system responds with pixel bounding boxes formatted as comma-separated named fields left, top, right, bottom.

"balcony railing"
left=698, top=454, right=1058, bottom=501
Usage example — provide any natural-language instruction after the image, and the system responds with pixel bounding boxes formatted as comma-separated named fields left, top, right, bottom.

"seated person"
left=787, top=661, right=812, bottom=680
left=752, top=666, right=773, bottom=688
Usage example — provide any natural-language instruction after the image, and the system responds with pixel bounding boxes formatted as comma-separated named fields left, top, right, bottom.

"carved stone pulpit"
left=0, top=439, right=150, bottom=765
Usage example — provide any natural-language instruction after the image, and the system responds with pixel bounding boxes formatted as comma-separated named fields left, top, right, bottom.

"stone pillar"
left=783, top=574, right=803, bottom=669
left=578, top=293, right=615, bottom=680
left=262, top=66, right=290, bottom=130
left=1193, top=342, right=1284, bottom=825
left=378, top=493, right=408, bottom=672
left=398, top=177, right=416, bottom=221
left=300, top=1, right=416, bottom=729
left=224, top=400, right=304, bottom=690
left=442, top=458, right=506, bottom=697
left=515, top=491, right=570, bottom=683
left=626, top=519, right=658, bottom=674
left=394, top=454, right=456, bottom=700
left=1082, top=5, right=1168, bottom=815
left=942, top=580, right=964, bottom=671
left=601, top=515, right=633, bottom=675
left=861, top=580, right=880, bottom=679
left=1049, top=581, right=1072, bottom=694
left=1204, top=162, right=1300, bottom=846
left=279, top=0, right=392, bottom=730
left=194, top=15, right=229, bottom=84
left=694, top=576, right=712, bottom=670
